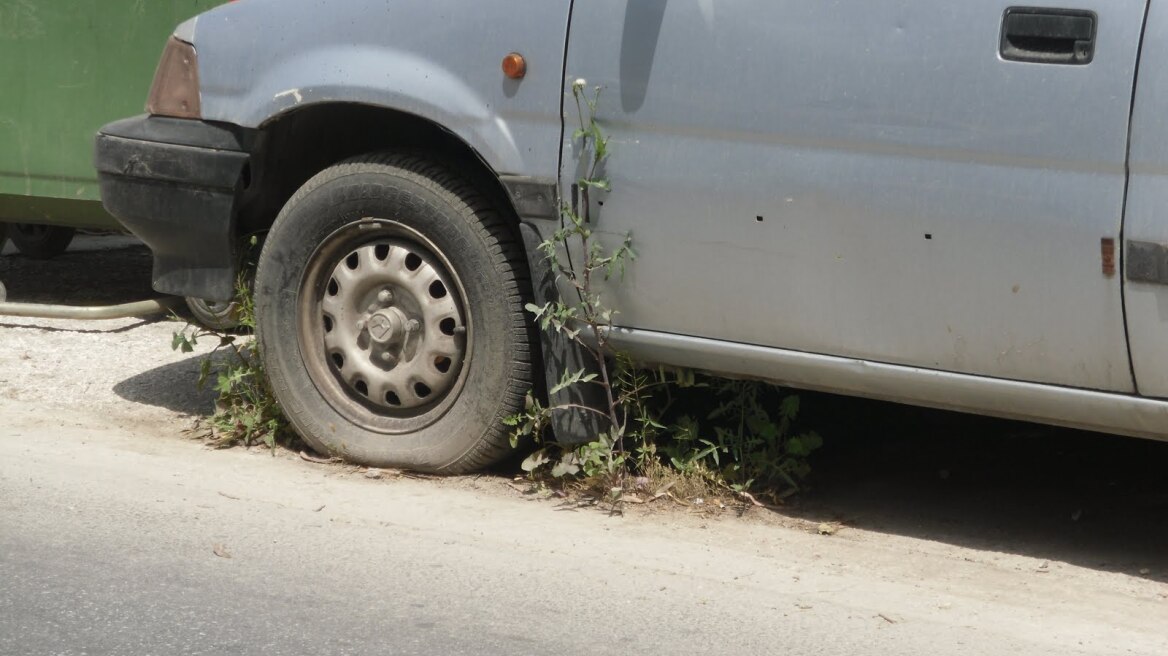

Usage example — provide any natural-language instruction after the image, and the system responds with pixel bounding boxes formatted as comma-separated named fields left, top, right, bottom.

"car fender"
left=183, top=0, right=569, bottom=178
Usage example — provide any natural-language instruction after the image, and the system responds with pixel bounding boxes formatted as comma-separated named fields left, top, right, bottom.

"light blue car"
left=95, top=0, right=1168, bottom=472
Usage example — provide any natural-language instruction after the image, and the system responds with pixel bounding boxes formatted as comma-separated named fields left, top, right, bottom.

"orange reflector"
left=502, top=53, right=527, bottom=79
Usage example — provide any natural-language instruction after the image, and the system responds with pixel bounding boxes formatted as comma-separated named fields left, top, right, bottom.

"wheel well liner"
left=236, top=103, right=521, bottom=240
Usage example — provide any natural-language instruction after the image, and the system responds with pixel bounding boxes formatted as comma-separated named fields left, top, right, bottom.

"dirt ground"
left=2, top=234, right=1167, bottom=598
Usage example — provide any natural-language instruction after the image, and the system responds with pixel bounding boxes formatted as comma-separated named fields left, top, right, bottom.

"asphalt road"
left=2, top=402, right=1166, bottom=656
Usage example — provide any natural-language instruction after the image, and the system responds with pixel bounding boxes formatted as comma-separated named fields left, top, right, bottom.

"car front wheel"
left=254, top=153, right=533, bottom=473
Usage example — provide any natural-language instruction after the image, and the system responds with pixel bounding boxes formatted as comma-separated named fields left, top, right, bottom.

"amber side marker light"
left=502, top=52, right=527, bottom=79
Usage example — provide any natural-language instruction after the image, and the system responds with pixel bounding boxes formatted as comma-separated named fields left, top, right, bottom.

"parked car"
left=0, top=0, right=233, bottom=325
left=95, top=0, right=1168, bottom=472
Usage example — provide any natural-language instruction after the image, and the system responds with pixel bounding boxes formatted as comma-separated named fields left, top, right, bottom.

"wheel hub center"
left=367, top=308, right=405, bottom=345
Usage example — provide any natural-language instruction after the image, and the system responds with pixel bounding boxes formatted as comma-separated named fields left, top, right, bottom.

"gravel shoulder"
left=1, top=234, right=218, bottom=425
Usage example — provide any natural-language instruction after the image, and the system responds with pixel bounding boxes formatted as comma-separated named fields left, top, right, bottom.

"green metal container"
left=0, top=0, right=221, bottom=229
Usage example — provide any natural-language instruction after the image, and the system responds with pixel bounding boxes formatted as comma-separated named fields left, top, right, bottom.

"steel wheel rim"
left=297, top=219, right=471, bottom=433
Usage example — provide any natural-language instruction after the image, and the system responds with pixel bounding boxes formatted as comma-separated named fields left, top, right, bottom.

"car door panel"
left=563, top=0, right=1143, bottom=392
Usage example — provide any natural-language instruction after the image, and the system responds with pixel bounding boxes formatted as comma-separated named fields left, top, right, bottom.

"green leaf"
left=549, top=369, right=598, bottom=396
left=787, top=437, right=807, bottom=456
left=551, top=459, right=581, bottom=478
left=171, top=331, right=195, bottom=353
left=525, top=302, right=549, bottom=320
left=758, top=422, right=779, bottom=441
left=196, top=358, right=212, bottom=390
left=780, top=395, right=801, bottom=420
left=581, top=178, right=611, bottom=192
left=521, top=448, right=551, bottom=473
left=594, top=136, right=609, bottom=162
left=787, top=431, right=823, bottom=458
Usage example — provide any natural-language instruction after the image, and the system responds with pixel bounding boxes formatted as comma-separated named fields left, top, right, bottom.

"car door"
left=562, top=0, right=1145, bottom=392
left=1122, top=1, right=1168, bottom=398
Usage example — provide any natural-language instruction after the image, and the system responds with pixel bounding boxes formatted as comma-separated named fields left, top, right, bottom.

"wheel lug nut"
left=356, top=319, right=366, bottom=331
left=380, top=352, right=397, bottom=363
left=407, top=319, right=421, bottom=332
left=377, top=289, right=394, bottom=305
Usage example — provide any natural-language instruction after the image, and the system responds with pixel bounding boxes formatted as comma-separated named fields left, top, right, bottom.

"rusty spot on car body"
left=1100, top=238, right=1115, bottom=277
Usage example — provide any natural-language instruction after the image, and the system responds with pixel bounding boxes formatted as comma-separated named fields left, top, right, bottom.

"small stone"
left=364, top=469, right=383, bottom=479
left=817, top=523, right=837, bottom=536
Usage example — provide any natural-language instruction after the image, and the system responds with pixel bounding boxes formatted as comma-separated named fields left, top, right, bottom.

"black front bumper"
left=95, top=115, right=250, bottom=302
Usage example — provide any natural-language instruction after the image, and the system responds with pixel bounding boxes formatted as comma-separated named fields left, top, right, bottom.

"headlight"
left=146, top=36, right=201, bottom=119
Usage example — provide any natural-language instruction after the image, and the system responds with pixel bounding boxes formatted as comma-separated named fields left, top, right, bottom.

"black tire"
left=184, top=297, right=242, bottom=331
left=7, top=224, right=75, bottom=259
left=254, top=153, right=533, bottom=473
